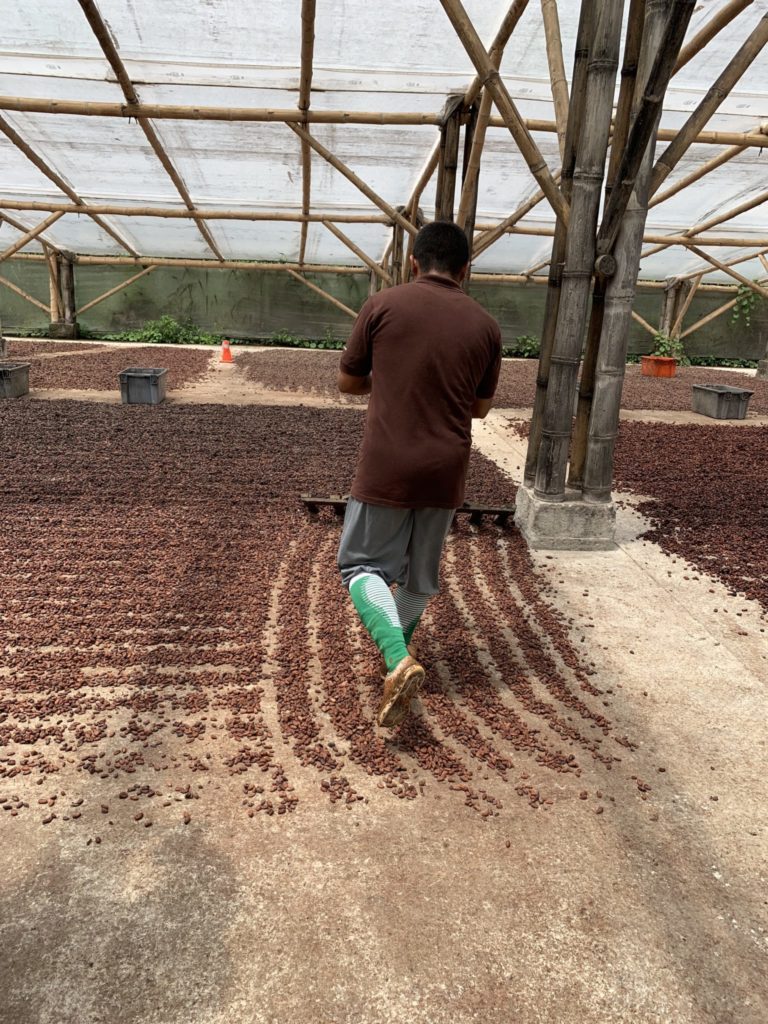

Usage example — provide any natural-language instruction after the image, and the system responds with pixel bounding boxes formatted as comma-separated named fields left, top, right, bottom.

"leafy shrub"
left=652, top=332, right=690, bottom=366
left=104, top=315, right=221, bottom=346
left=502, top=334, right=540, bottom=358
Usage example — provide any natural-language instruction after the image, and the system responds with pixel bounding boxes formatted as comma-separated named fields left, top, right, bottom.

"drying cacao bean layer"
left=235, top=349, right=768, bottom=414
left=0, top=400, right=642, bottom=831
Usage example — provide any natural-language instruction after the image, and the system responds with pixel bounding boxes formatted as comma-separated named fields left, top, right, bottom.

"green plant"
left=651, top=331, right=690, bottom=365
left=730, top=283, right=760, bottom=330
left=502, top=333, right=540, bottom=359
left=101, top=315, right=221, bottom=346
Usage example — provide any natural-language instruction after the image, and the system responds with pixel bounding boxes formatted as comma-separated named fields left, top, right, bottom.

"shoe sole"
left=378, top=664, right=425, bottom=728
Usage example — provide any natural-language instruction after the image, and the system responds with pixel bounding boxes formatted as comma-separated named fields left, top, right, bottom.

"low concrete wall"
left=1, top=261, right=765, bottom=360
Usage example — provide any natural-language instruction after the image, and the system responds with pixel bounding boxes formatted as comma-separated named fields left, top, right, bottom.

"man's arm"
left=471, top=396, right=493, bottom=419
left=338, top=370, right=372, bottom=396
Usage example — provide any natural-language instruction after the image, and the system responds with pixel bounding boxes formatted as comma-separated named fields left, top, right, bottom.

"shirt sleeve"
left=339, top=298, right=375, bottom=377
left=475, top=325, right=502, bottom=399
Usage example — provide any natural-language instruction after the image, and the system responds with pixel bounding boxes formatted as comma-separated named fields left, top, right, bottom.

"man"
left=336, top=221, right=502, bottom=728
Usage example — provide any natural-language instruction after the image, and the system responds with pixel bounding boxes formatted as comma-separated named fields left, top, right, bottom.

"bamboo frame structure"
left=540, top=0, right=569, bottom=160
left=683, top=244, right=768, bottom=299
left=650, top=13, right=768, bottom=196
left=0, top=113, right=139, bottom=256
left=0, top=274, right=49, bottom=312
left=322, top=221, right=392, bottom=285
left=298, top=0, right=317, bottom=266
left=641, top=188, right=768, bottom=259
left=0, top=201, right=389, bottom=224
left=1, top=210, right=63, bottom=255
left=649, top=144, right=745, bottom=206
left=584, top=0, right=694, bottom=504
left=680, top=296, right=740, bottom=338
left=533, top=0, right=624, bottom=501
left=630, top=309, right=657, bottom=336
left=0, top=211, right=65, bottom=263
left=3, top=95, right=767, bottom=148
left=670, top=274, right=703, bottom=337
left=285, top=268, right=357, bottom=317
left=287, top=123, right=417, bottom=236
left=438, top=0, right=569, bottom=226
left=435, top=94, right=465, bottom=222
left=46, top=248, right=60, bottom=321
left=677, top=245, right=768, bottom=281
left=75, top=266, right=157, bottom=316
left=76, top=0, right=224, bottom=262
left=674, top=0, right=755, bottom=72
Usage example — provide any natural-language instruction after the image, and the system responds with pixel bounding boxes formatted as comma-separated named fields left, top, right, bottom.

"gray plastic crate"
left=119, top=367, right=168, bottom=405
left=0, top=362, right=30, bottom=399
left=692, top=384, right=753, bottom=420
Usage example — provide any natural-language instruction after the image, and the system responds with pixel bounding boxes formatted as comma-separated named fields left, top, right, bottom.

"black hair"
left=412, top=221, right=470, bottom=276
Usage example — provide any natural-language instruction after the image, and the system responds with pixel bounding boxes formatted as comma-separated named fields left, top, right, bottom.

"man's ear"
left=456, top=261, right=470, bottom=283
left=409, top=255, right=419, bottom=278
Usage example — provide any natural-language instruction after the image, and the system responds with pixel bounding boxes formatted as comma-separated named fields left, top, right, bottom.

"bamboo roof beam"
left=76, top=0, right=224, bottom=262
left=0, top=273, right=49, bottom=312
left=0, top=211, right=65, bottom=263
left=631, top=309, right=657, bottom=336
left=285, top=268, right=357, bottom=318
left=642, top=187, right=768, bottom=258
left=676, top=244, right=768, bottom=280
left=0, top=201, right=390, bottom=224
left=760, top=254, right=768, bottom=275
left=651, top=13, right=768, bottom=196
left=650, top=144, right=745, bottom=206
left=322, top=220, right=392, bottom=285
left=670, top=273, right=703, bottom=336
left=76, top=266, right=157, bottom=316
left=298, top=0, right=317, bottom=266
left=540, top=0, right=569, bottom=160
left=0, top=113, right=139, bottom=256
left=0, top=210, right=63, bottom=256
left=472, top=175, right=560, bottom=258
left=439, top=0, right=568, bottom=226
left=674, top=0, right=755, bottom=73
left=3, top=94, right=768, bottom=149
left=680, top=295, right=740, bottom=338
left=683, top=243, right=768, bottom=299
left=287, top=122, right=417, bottom=236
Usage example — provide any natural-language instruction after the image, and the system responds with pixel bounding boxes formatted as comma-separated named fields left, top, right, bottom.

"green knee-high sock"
left=349, top=573, right=409, bottom=672
left=394, top=587, right=430, bottom=646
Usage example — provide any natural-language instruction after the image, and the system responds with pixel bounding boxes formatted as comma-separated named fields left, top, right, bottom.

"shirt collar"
left=417, top=273, right=463, bottom=290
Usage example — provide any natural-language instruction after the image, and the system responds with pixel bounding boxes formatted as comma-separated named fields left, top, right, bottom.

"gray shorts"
left=337, top=498, right=455, bottom=595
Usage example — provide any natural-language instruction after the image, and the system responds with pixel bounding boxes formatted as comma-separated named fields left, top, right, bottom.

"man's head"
left=410, top=221, right=470, bottom=283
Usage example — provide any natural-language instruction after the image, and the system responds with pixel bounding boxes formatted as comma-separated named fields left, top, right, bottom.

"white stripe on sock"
left=394, top=587, right=429, bottom=632
left=350, top=572, right=402, bottom=629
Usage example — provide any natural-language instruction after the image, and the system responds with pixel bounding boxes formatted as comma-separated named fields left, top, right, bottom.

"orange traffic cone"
left=220, top=338, right=234, bottom=364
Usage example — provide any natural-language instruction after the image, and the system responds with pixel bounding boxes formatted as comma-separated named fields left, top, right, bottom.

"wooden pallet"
left=300, top=495, right=514, bottom=526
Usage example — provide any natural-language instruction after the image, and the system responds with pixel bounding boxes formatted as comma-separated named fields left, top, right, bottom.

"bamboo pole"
left=75, top=266, right=157, bottom=315
left=322, top=221, right=392, bottom=284
left=651, top=14, right=768, bottom=195
left=59, top=256, right=76, bottom=325
left=523, top=0, right=594, bottom=488
left=46, top=247, right=60, bottom=321
left=584, top=0, right=693, bottom=505
left=680, top=296, right=739, bottom=338
left=523, top=255, right=552, bottom=277
left=0, top=113, right=138, bottom=256
left=76, top=0, right=224, bottom=261
left=0, top=200, right=390, bottom=224
left=471, top=271, right=737, bottom=293
left=0, top=211, right=65, bottom=263
left=0, top=210, right=63, bottom=254
left=472, top=175, right=560, bottom=258
left=287, top=122, right=417, bottom=236
left=650, top=144, right=745, bottom=205
left=435, top=94, right=465, bottom=222
left=285, top=268, right=357, bottom=317
left=642, top=188, right=768, bottom=259
left=3, top=93, right=768, bottom=148
left=674, top=0, right=755, bottom=73
left=683, top=244, right=768, bottom=299
left=10, top=253, right=368, bottom=274
left=678, top=245, right=768, bottom=280
left=597, top=0, right=696, bottom=256
left=569, top=0, right=645, bottom=489
left=760, top=254, right=768, bottom=274
left=670, top=273, right=703, bottom=336
left=630, top=309, right=657, bottom=336
left=438, top=0, right=569, bottom=226
left=298, top=0, right=317, bottom=266
left=540, top=0, right=570, bottom=160
left=0, top=274, right=49, bottom=312
left=533, top=0, right=624, bottom=501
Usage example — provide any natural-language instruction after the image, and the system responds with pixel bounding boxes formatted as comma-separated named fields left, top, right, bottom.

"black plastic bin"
left=691, top=384, right=753, bottom=420
left=0, top=362, right=30, bottom=399
left=119, top=367, right=168, bottom=405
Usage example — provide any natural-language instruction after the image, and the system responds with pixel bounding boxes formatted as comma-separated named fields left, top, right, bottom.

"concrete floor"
left=1, top=369, right=767, bottom=1024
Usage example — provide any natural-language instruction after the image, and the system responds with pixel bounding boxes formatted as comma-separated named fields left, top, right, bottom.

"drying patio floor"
left=0, top=343, right=765, bottom=1024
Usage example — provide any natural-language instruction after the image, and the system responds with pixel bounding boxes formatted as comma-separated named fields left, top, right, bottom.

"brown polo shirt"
left=340, top=274, right=502, bottom=509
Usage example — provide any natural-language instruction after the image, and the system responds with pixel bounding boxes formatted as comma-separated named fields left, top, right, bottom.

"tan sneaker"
left=379, top=644, right=417, bottom=680
left=377, top=655, right=425, bottom=728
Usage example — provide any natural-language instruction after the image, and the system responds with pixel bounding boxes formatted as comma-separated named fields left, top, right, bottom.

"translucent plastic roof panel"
left=0, top=0, right=766, bottom=279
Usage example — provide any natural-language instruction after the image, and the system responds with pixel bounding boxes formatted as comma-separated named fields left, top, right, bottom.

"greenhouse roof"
left=1, top=0, right=767, bottom=286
